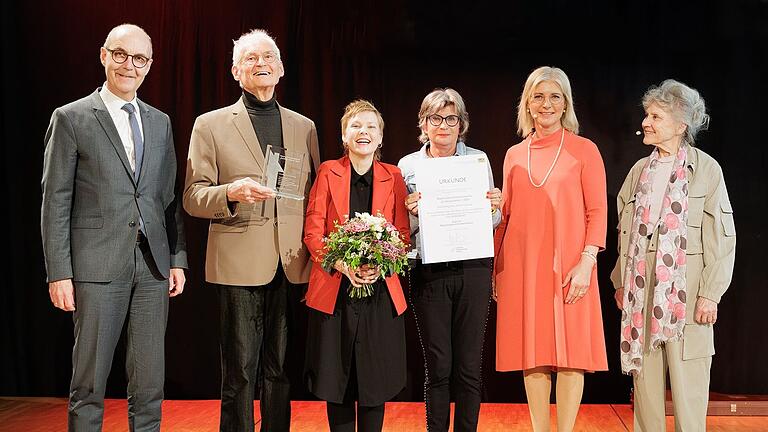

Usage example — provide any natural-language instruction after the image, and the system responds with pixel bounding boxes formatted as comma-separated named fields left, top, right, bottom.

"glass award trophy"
left=264, top=145, right=306, bottom=200
left=231, top=173, right=270, bottom=227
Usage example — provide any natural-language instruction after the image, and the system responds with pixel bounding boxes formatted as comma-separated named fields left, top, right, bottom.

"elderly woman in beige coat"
left=611, top=79, right=736, bottom=432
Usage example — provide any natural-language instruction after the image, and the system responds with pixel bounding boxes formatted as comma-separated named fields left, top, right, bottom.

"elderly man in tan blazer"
left=184, top=29, right=320, bottom=432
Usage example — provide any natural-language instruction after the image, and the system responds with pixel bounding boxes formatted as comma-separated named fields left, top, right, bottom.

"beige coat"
left=610, top=146, right=736, bottom=360
left=183, top=99, right=320, bottom=286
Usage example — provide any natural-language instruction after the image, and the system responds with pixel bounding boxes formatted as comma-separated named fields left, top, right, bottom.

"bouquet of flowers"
left=321, top=212, right=410, bottom=299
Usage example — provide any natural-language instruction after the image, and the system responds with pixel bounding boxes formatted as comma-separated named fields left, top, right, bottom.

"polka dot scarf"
left=620, top=144, right=689, bottom=375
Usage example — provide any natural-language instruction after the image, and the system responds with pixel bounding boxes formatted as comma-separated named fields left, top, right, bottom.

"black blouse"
left=349, top=166, right=374, bottom=215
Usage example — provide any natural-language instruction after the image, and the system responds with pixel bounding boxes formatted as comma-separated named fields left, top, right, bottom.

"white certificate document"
left=415, top=155, right=494, bottom=264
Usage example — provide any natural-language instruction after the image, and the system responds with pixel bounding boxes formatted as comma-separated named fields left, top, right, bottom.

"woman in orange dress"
left=493, top=66, right=608, bottom=432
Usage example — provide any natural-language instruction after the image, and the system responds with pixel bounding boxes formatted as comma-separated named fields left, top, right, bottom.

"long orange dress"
left=494, top=129, right=608, bottom=371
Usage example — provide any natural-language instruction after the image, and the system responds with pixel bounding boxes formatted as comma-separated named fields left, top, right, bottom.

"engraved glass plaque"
left=233, top=174, right=270, bottom=226
left=265, top=145, right=306, bottom=200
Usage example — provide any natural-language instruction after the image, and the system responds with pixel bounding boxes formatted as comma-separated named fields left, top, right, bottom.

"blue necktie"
left=121, top=103, right=144, bottom=181
left=122, top=103, right=145, bottom=233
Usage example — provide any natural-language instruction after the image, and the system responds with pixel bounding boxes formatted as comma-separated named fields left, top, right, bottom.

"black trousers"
left=215, top=266, right=292, bottom=432
left=325, top=355, right=386, bottom=432
left=410, top=258, right=492, bottom=432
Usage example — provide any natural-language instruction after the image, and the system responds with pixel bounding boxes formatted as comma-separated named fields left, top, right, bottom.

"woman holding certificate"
left=303, top=100, right=410, bottom=432
left=398, top=88, right=501, bottom=432
left=493, top=67, right=608, bottom=432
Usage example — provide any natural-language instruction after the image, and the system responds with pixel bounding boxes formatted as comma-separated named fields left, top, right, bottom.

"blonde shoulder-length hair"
left=516, top=66, right=579, bottom=137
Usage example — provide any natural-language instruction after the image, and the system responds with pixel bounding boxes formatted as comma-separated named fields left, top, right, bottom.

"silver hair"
left=642, top=79, right=710, bottom=146
left=232, top=29, right=281, bottom=66
left=104, top=24, right=153, bottom=57
left=516, top=66, right=579, bottom=137
left=417, top=88, right=469, bottom=144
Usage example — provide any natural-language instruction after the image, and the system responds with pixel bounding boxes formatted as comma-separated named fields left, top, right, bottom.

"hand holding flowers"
left=333, top=261, right=380, bottom=288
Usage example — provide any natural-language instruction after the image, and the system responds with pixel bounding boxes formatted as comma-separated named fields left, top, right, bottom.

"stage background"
left=2, top=0, right=766, bottom=403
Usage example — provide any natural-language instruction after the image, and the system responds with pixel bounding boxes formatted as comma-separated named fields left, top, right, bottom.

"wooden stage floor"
left=1, top=397, right=766, bottom=431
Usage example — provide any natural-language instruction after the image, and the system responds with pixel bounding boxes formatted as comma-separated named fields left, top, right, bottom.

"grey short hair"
left=642, top=79, right=710, bottom=146
left=104, top=24, right=153, bottom=57
left=517, top=66, right=579, bottom=137
left=232, top=29, right=281, bottom=66
left=417, top=88, right=469, bottom=144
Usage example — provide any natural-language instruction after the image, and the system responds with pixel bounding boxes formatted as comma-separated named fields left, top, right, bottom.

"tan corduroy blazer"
left=610, top=146, right=736, bottom=360
left=183, top=99, right=320, bottom=286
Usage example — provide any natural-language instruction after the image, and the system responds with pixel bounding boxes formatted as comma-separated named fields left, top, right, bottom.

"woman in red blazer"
left=303, top=100, right=410, bottom=432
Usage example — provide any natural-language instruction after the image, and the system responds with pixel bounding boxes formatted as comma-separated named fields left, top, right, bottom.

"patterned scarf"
left=620, top=144, right=689, bottom=375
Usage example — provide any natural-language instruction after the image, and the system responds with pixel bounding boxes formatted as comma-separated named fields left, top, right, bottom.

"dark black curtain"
left=1, top=0, right=766, bottom=402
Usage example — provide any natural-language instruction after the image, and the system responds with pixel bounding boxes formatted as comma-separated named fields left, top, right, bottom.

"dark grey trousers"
left=68, top=239, right=169, bottom=432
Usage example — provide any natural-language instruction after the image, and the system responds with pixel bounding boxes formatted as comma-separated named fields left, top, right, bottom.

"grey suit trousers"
left=68, top=239, right=169, bottom=432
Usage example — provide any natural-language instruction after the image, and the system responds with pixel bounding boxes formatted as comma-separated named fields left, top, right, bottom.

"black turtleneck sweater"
left=242, top=91, right=284, bottom=156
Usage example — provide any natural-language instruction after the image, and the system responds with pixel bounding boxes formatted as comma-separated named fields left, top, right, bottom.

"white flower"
left=355, top=212, right=386, bottom=232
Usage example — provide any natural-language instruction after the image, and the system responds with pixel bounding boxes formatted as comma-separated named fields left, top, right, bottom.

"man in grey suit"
left=41, top=24, right=187, bottom=432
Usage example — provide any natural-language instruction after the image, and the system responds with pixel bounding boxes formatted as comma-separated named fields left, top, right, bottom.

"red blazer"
left=304, top=156, right=411, bottom=315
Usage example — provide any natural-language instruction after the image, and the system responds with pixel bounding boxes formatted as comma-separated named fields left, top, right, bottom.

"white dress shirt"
left=99, top=84, right=143, bottom=172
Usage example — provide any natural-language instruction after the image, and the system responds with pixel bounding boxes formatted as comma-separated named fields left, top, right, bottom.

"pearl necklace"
left=527, top=128, right=564, bottom=188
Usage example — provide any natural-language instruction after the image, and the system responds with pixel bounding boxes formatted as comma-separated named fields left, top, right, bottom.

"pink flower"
left=642, top=207, right=650, bottom=223
left=676, top=167, right=686, bottom=180
left=673, top=303, right=686, bottom=320
left=677, top=250, right=686, bottom=265
left=636, top=260, right=646, bottom=275
left=623, top=326, right=632, bottom=341
left=632, top=312, right=644, bottom=328
left=650, top=318, right=660, bottom=335
left=665, top=213, right=679, bottom=230
left=656, top=266, right=670, bottom=282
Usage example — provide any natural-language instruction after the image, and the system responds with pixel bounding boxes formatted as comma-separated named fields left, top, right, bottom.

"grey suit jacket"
left=42, top=89, right=187, bottom=283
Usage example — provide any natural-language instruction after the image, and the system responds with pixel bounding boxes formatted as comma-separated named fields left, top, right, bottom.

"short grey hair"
left=517, top=66, right=579, bottom=137
left=642, top=79, right=710, bottom=146
left=104, top=24, right=153, bottom=57
left=417, top=88, right=469, bottom=144
left=232, top=29, right=281, bottom=66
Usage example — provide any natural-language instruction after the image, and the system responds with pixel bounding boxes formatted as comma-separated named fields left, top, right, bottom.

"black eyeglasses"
left=427, top=114, right=460, bottom=127
left=104, top=47, right=150, bottom=68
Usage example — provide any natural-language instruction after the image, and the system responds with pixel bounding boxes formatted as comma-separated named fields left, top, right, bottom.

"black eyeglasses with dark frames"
left=427, top=114, right=460, bottom=127
left=104, top=47, right=150, bottom=68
